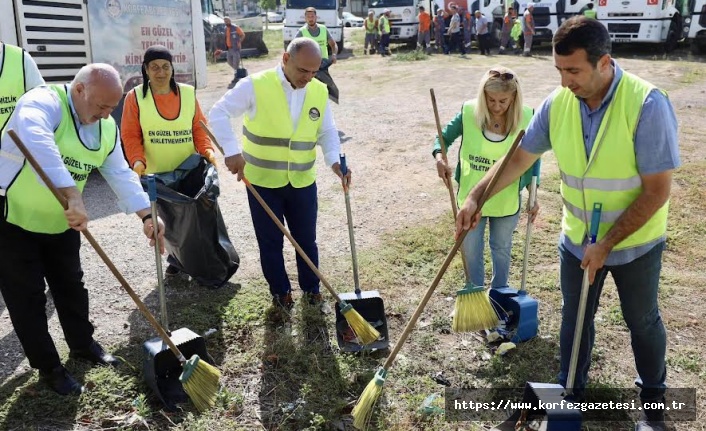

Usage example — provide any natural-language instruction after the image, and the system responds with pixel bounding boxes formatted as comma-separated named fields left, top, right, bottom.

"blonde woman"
left=432, top=66, right=540, bottom=289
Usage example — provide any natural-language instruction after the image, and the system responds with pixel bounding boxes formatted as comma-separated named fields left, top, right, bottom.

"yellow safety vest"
left=242, top=69, right=327, bottom=189
left=134, top=83, right=196, bottom=174
left=300, top=25, right=330, bottom=59
left=379, top=16, right=391, bottom=33
left=583, top=9, right=597, bottom=19
left=365, top=18, right=377, bottom=33
left=458, top=101, right=533, bottom=216
left=549, top=72, right=669, bottom=250
left=0, top=43, right=25, bottom=130
left=3, top=85, right=116, bottom=233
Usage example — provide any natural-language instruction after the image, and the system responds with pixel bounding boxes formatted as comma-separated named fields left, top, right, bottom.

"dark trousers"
left=246, top=183, right=320, bottom=296
left=447, top=32, right=466, bottom=54
left=379, top=33, right=391, bottom=55
left=477, top=33, right=491, bottom=54
left=0, top=198, right=94, bottom=371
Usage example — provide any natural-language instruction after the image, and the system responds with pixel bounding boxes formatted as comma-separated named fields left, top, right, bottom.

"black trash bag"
left=317, top=58, right=339, bottom=104
left=141, top=154, right=239, bottom=288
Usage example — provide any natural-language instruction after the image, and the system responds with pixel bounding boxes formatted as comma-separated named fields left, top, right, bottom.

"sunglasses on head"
left=489, top=70, right=515, bottom=80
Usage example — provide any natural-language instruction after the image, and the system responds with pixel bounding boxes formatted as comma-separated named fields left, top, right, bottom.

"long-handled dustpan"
left=491, top=203, right=602, bottom=431
left=489, top=160, right=541, bottom=343
left=142, top=175, right=215, bottom=411
left=334, top=154, right=389, bottom=352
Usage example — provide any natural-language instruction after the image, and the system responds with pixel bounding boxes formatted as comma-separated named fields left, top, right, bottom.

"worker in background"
left=0, top=42, right=44, bottom=130
left=364, top=9, right=378, bottom=55
left=434, top=66, right=539, bottom=289
left=222, top=16, right=246, bottom=89
left=523, top=4, right=535, bottom=57
left=584, top=2, right=597, bottom=19
left=475, top=10, right=491, bottom=55
left=378, top=9, right=392, bottom=56
left=0, top=63, right=165, bottom=396
left=434, top=8, right=447, bottom=53
left=447, top=4, right=467, bottom=56
left=208, top=38, right=350, bottom=312
left=456, top=18, right=679, bottom=431
left=121, top=45, right=217, bottom=278
left=498, top=6, right=516, bottom=54
left=296, top=7, right=338, bottom=64
left=418, top=6, right=432, bottom=53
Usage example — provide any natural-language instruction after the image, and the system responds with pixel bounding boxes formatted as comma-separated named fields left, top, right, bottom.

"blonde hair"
left=474, top=66, right=523, bottom=134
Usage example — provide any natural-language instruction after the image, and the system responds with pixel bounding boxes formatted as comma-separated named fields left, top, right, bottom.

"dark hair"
left=553, top=15, right=610, bottom=67
left=587, top=2, right=594, bottom=8
left=419, top=5, right=424, bottom=10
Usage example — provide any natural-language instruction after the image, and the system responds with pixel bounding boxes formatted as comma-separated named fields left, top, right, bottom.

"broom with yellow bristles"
left=198, top=121, right=379, bottom=345
left=350, top=129, right=525, bottom=430
left=430, top=88, right=498, bottom=333
left=7, top=129, right=220, bottom=412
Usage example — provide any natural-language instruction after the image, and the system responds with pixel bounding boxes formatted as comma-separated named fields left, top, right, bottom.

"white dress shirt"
left=208, top=64, right=341, bottom=167
left=0, top=43, right=45, bottom=90
left=0, top=85, right=149, bottom=214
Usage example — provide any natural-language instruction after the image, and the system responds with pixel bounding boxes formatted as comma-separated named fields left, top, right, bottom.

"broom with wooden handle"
left=7, top=129, right=220, bottom=413
left=429, top=88, right=499, bottom=333
left=198, top=121, right=380, bottom=345
left=351, top=130, right=525, bottom=430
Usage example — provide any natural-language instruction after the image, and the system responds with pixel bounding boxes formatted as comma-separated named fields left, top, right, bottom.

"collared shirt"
left=521, top=61, right=680, bottom=265
left=208, top=64, right=341, bottom=167
left=475, top=15, right=489, bottom=35
left=0, top=85, right=149, bottom=213
left=0, top=44, right=45, bottom=90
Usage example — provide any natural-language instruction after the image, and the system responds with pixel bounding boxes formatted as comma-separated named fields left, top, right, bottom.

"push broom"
left=198, top=121, right=380, bottom=345
left=351, top=129, right=525, bottom=430
left=7, top=129, right=220, bottom=412
left=430, top=88, right=498, bottom=333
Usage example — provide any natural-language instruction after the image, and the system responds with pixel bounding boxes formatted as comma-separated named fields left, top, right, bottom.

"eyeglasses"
left=148, top=64, right=172, bottom=73
left=489, top=70, right=515, bottom=81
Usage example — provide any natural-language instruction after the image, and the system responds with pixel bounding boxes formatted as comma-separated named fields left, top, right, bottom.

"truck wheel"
left=664, top=18, right=679, bottom=53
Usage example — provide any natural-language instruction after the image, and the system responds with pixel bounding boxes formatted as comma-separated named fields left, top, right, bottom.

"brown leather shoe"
left=272, top=292, right=294, bottom=310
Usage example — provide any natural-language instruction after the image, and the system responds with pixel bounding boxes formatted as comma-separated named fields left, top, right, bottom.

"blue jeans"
left=558, top=242, right=666, bottom=401
left=462, top=211, right=520, bottom=288
left=246, top=182, right=320, bottom=297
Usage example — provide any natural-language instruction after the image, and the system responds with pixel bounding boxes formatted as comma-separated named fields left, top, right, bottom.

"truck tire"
left=664, top=17, right=679, bottom=53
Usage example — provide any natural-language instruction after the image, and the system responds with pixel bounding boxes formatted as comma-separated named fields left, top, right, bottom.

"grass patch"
left=392, top=50, right=430, bottom=62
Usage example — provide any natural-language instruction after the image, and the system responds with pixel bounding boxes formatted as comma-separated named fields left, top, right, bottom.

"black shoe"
left=39, top=366, right=84, bottom=395
left=165, top=264, right=181, bottom=277
left=272, top=292, right=294, bottom=310
left=635, top=405, right=665, bottom=431
left=70, top=341, right=122, bottom=367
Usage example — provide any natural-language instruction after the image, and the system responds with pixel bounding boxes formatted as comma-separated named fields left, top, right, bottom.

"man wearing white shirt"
left=209, top=38, right=350, bottom=311
left=0, top=64, right=165, bottom=396
left=0, top=42, right=45, bottom=130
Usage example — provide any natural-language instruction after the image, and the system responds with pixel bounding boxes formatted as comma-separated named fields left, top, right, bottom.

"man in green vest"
left=456, top=17, right=678, bottom=431
left=295, top=7, right=338, bottom=64
left=584, top=2, right=597, bottom=19
left=208, top=38, right=350, bottom=313
left=0, top=64, right=166, bottom=396
left=0, top=42, right=44, bottom=131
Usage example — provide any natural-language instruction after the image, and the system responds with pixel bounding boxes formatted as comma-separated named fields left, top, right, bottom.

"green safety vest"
left=379, top=16, right=390, bottom=33
left=242, top=69, right=327, bottom=188
left=583, top=9, right=597, bottom=19
left=300, top=24, right=329, bottom=59
left=3, top=85, right=116, bottom=234
left=0, top=43, right=25, bottom=130
left=549, top=72, right=669, bottom=250
left=134, top=83, right=196, bottom=174
left=511, top=19, right=522, bottom=40
left=365, top=17, right=377, bottom=33
left=457, top=101, right=533, bottom=216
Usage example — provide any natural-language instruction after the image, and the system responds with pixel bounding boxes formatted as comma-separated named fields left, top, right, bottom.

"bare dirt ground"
left=2, top=33, right=706, bottom=429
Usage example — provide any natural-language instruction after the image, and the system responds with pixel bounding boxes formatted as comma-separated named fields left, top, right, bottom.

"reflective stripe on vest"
left=242, top=69, right=327, bottom=188
left=549, top=72, right=669, bottom=250
left=458, top=101, right=533, bottom=216
left=4, top=85, right=116, bottom=233
left=135, top=83, right=196, bottom=174
left=0, top=43, right=26, bottom=131
left=300, top=25, right=329, bottom=59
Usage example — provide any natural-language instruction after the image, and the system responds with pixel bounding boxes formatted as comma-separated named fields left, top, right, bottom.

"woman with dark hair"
left=432, top=66, right=540, bottom=289
left=121, top=45, right=216, bottom=178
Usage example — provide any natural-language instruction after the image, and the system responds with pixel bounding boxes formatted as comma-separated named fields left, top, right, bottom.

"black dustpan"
left=142, top=175, right=215, bottom=411
left=334, top=154, right=389, bottom=352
